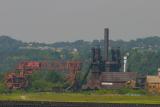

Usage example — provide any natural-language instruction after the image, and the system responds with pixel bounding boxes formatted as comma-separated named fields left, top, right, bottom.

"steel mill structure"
left=5, top=28, right=142, bottom=91
left=82, top=28, right=137, bottom=89
left=5, top=61, right=81, bottom=89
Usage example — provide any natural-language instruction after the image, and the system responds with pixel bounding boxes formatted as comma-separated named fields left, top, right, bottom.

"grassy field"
left=0, top=92, right=160, bottom=104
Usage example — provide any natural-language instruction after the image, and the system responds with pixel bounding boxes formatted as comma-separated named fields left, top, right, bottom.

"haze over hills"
left=0, top=35, right=160, bottom=74
left=0, top=36, right=24, bottom=52
left=1, top=35, right=160, bottom=52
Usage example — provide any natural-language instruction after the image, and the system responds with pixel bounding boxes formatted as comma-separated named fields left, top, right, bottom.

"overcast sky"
left=0, top=0, right=160, bottom=43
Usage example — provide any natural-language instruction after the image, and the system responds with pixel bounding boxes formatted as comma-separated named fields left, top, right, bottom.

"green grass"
left=0, top=92, right=160, bottom=104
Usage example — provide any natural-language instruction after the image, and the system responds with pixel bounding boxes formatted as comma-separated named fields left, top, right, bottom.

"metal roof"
left=146, top=76, right=160, bottom=83
left=100, top=72, right=137, bottom=82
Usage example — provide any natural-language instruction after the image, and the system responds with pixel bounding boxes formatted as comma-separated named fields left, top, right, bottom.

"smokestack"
left=123, top=56, right=127, bottom=72
left=104, top=28, right=109, bottom=61
left=158, top=68, right=160, bottom=77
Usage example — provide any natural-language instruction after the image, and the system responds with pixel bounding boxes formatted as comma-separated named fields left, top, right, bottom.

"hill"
left=0, top=36, right=24, bottom=52
left=1, top=35, right=160, bottom=74
left=1, top=35, right=160, bottom=52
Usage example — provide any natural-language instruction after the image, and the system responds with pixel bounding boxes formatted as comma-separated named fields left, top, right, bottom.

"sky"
left=0, top=0, right=160, bottom=43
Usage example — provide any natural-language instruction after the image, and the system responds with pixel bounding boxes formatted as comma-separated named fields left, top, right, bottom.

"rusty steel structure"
left=16, top=61, right=42, bottom=75
left=16, top=61, right=67, bottom=75
left=5, top=72, right=28, bottom=89
left=5, top=61, right=82, bottom=89
left=66, top=61, right=81, bottom=89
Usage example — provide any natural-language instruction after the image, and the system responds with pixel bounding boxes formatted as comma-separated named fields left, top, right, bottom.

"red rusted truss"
left=5, top=61, right=82, bottom=89
left=5, top=72, right=28, bottom=89
left=66, top=61, right=81, bottom=85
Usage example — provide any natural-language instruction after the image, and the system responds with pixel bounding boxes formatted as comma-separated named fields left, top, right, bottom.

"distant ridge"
left=0, top=35, right=160, bottom=73
left=0, top=35, right=23, bottom=52
left=1, top=35, right=160, bottom=52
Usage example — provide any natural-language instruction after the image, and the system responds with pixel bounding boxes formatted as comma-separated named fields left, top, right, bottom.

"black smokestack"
left=104, top=28, right=109, bottom=61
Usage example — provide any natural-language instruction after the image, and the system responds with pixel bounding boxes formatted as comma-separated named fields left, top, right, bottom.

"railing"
left=0, top=101, right=159, bottom=107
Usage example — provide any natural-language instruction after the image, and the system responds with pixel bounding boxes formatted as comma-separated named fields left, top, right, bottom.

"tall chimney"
left=123, top=56, right=127, bottom=72
left=104, top=28, right=109, bottom=61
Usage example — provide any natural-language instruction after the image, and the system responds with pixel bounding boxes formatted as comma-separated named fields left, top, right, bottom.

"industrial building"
left=83, top=28, right=137, bottom=89
left=100, top=72, right=137, bottom=89
left=6, top=28, right=151, bottom=91
left=146, top=69, right=160, bottom=93
left=5, top=61, right=81, bottom=89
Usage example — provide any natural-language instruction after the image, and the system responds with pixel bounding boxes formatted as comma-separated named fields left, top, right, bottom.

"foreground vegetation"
left=0, top=92, right=160, bottom=104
